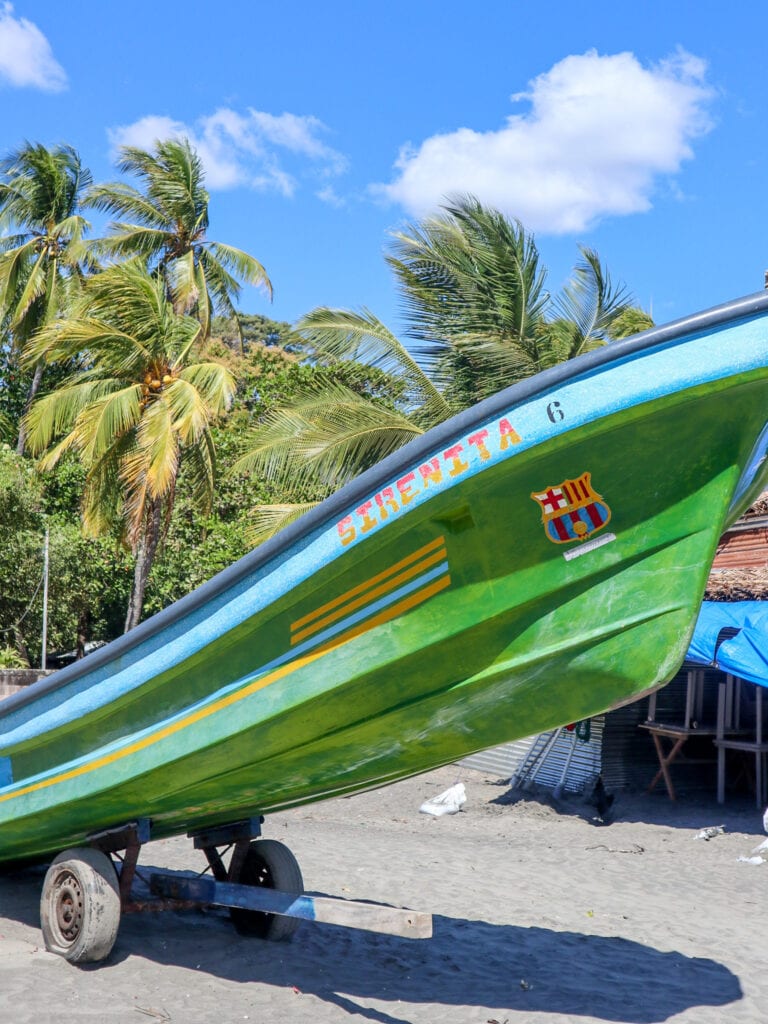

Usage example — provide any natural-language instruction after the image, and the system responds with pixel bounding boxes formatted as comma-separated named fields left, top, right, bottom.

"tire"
left=229, top=839, right=304, bottom=941
left=40, top=848, right=121, bottom=963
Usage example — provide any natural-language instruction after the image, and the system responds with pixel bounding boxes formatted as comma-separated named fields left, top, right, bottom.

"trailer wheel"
left=229, top=839, right=304, bottom=941
left=40, top=848, right=121, bottom=963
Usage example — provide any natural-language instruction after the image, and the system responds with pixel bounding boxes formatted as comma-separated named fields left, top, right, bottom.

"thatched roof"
left=705, top=567, right=768, bottom=601
left=703, top=492, right=768, bottom=599
left=741, top=493, right=768, bottom=518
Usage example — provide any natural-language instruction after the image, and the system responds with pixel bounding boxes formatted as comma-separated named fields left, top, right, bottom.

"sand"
left=1, top=763, right=767, bottom=1024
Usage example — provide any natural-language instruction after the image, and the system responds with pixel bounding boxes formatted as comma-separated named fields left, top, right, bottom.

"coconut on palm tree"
left=235, top=196, right=652, bottom=542
left=86, top=138, right=272, bottom=341
left=0, top=142, right=95, bottom=452
left=23, top=261, right=236, bottom=631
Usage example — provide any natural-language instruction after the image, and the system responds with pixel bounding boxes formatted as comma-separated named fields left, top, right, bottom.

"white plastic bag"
left=419, top=782, right=467, bottom=817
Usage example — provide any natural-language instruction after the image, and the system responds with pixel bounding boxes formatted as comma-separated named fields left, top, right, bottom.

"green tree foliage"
left=211, top=313, right=304, bottom=353
left=609, top=305, right=656, bottom=339
left=0, top=142, right=95, bottom=452
left=386, top=196, right=640, bottom=404
left=0, top=447, right=130, bottom=664
left=86, top=139, right=272, bottom=341
left=0, top=139, right=286, bottom=641
left=23, top=261, right=236, bottom=632
left=0, top=445, right=45, bottom=662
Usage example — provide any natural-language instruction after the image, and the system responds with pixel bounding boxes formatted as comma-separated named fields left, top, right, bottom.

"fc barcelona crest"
left=531, top=472, right=611, bottom=544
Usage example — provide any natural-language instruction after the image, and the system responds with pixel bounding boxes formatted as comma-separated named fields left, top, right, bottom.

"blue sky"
left=2, top=1, right=768, bottom=336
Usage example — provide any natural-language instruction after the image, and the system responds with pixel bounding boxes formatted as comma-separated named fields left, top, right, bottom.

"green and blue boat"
left=3, top=290, right=768, bottom=865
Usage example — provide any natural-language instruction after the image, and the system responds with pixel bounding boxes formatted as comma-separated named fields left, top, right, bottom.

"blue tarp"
left=687, top=601, right=768, bottom=687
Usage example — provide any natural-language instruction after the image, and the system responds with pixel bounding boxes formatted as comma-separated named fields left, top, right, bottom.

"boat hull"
left=3, top=294, right=768, bottom=862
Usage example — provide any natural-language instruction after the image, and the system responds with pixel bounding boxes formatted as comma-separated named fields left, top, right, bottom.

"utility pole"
left=41, top=527, right=49, bottom=670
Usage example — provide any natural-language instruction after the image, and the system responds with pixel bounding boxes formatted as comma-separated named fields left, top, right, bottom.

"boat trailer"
left=37, top=817, right=432, bottom=963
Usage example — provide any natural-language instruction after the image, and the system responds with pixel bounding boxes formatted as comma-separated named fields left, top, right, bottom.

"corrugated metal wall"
left=461, top=719, right=604, bottom=793
left=459, top=736, right=537, bottom=779
left=713, top=525, right=768, bottom=569
left=600, top=699, right=657, bottom=791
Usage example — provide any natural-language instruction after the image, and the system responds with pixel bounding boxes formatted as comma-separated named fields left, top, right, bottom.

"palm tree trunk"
left=124, top=501, right=162, bottom=633
left=15, top=360, right=45, bottom=455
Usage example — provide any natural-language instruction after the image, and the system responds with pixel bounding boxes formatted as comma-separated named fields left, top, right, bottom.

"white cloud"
left=0, top=3, right=66, bottom=91
left=376, top=49, right=714, bottom=234
left=316, top=184, right=346, bottom=208
left=108, top=107, right=348, bottom=195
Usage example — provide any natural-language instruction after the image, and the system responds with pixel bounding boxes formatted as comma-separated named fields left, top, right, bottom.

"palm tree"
left=0, top=142, right=95, bottom=452
left=231, top=309, right=455, bottom=541
left=86, top=138, right=272, bottom=342
left=386, top=196, right=638, bottom=403
left=23, top=261, right=236, bottom=631
left=235, top=197, right=652, bottom=543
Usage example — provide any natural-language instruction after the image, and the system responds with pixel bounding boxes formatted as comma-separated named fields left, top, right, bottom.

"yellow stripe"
left=311, top=572, right=450, bottom=654
left=0, top=572, right=451, bottom=807
left=291, top=546, right=447, bottom=645
left=290, top=535, right=446, bottom=634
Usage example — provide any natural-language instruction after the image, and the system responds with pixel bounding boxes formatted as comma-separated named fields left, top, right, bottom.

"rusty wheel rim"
left=53, top=871, right=83, bottom=944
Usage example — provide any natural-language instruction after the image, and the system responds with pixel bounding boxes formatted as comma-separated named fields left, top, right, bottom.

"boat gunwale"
left=4, top=288, right=768, bottom=719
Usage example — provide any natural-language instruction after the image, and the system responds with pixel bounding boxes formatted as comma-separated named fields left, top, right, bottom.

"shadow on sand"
left=491, top=780, right=765, bottom=835
left=1, top=865, right=742, bottom=1024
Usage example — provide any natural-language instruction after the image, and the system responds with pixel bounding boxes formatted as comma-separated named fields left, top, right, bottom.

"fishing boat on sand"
left=3, top=290, right=768, bottom=961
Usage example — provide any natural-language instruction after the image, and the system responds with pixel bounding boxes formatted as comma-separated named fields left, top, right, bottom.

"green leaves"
left=548, top=246, right=632, bottom=358
left=85, top=138, right=272, bottom=332
left=0, top=143, right=93, bottom=347
left=24, top=262, right=236, bottom=551
left=388, top=195, right=549, bottom=353
left=296, top=306, right=453, bottom=424
left=0, top=137, right=271, bottom=635
left=234, top=381, right=423, bottom=493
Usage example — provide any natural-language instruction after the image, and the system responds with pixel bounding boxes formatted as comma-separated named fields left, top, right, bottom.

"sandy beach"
left=1, top=763, right=767, bottom=1024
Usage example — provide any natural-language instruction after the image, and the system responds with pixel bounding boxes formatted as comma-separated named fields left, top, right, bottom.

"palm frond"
left=80, top=437, right=131, bottom=537
left=176, top=362, right=236, bottom=417
left=167, top=249, right=199, bottom=316
left=180, top=433, right=216, bottom=514
left=296, top=306, right=453, bottom=422
left=206, top=241, right=273, bottom=297
left=115, top=443, right=151, bottom=544
left=0, top=239, right=38, bottom=313
left=245, top=502, right=319, bottom=547
left=75, top=385, right=144, bottom=464
left=24, top=316, right=150, bottom=369
left=197, top=249, right=244, bottom=311
left=92, top=225, right=172, bottom=261
left=136, top=399, right=179, bottom=499
left=84, top=183, right=168, bottom=228
left=387, top=194, right=549, bottom=355
left=23, top=377, right=126, bottom=454
left=165, top=378, right=213, bottom=443
left=51, top=213, right=90, bottom=244
left=10, top=249, right=47, bottom=326
left=550, top=246, right=632, bottom=356
left=193, top=256, right=211, bottom=340
left=234, top=382, right=423, bottom=492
